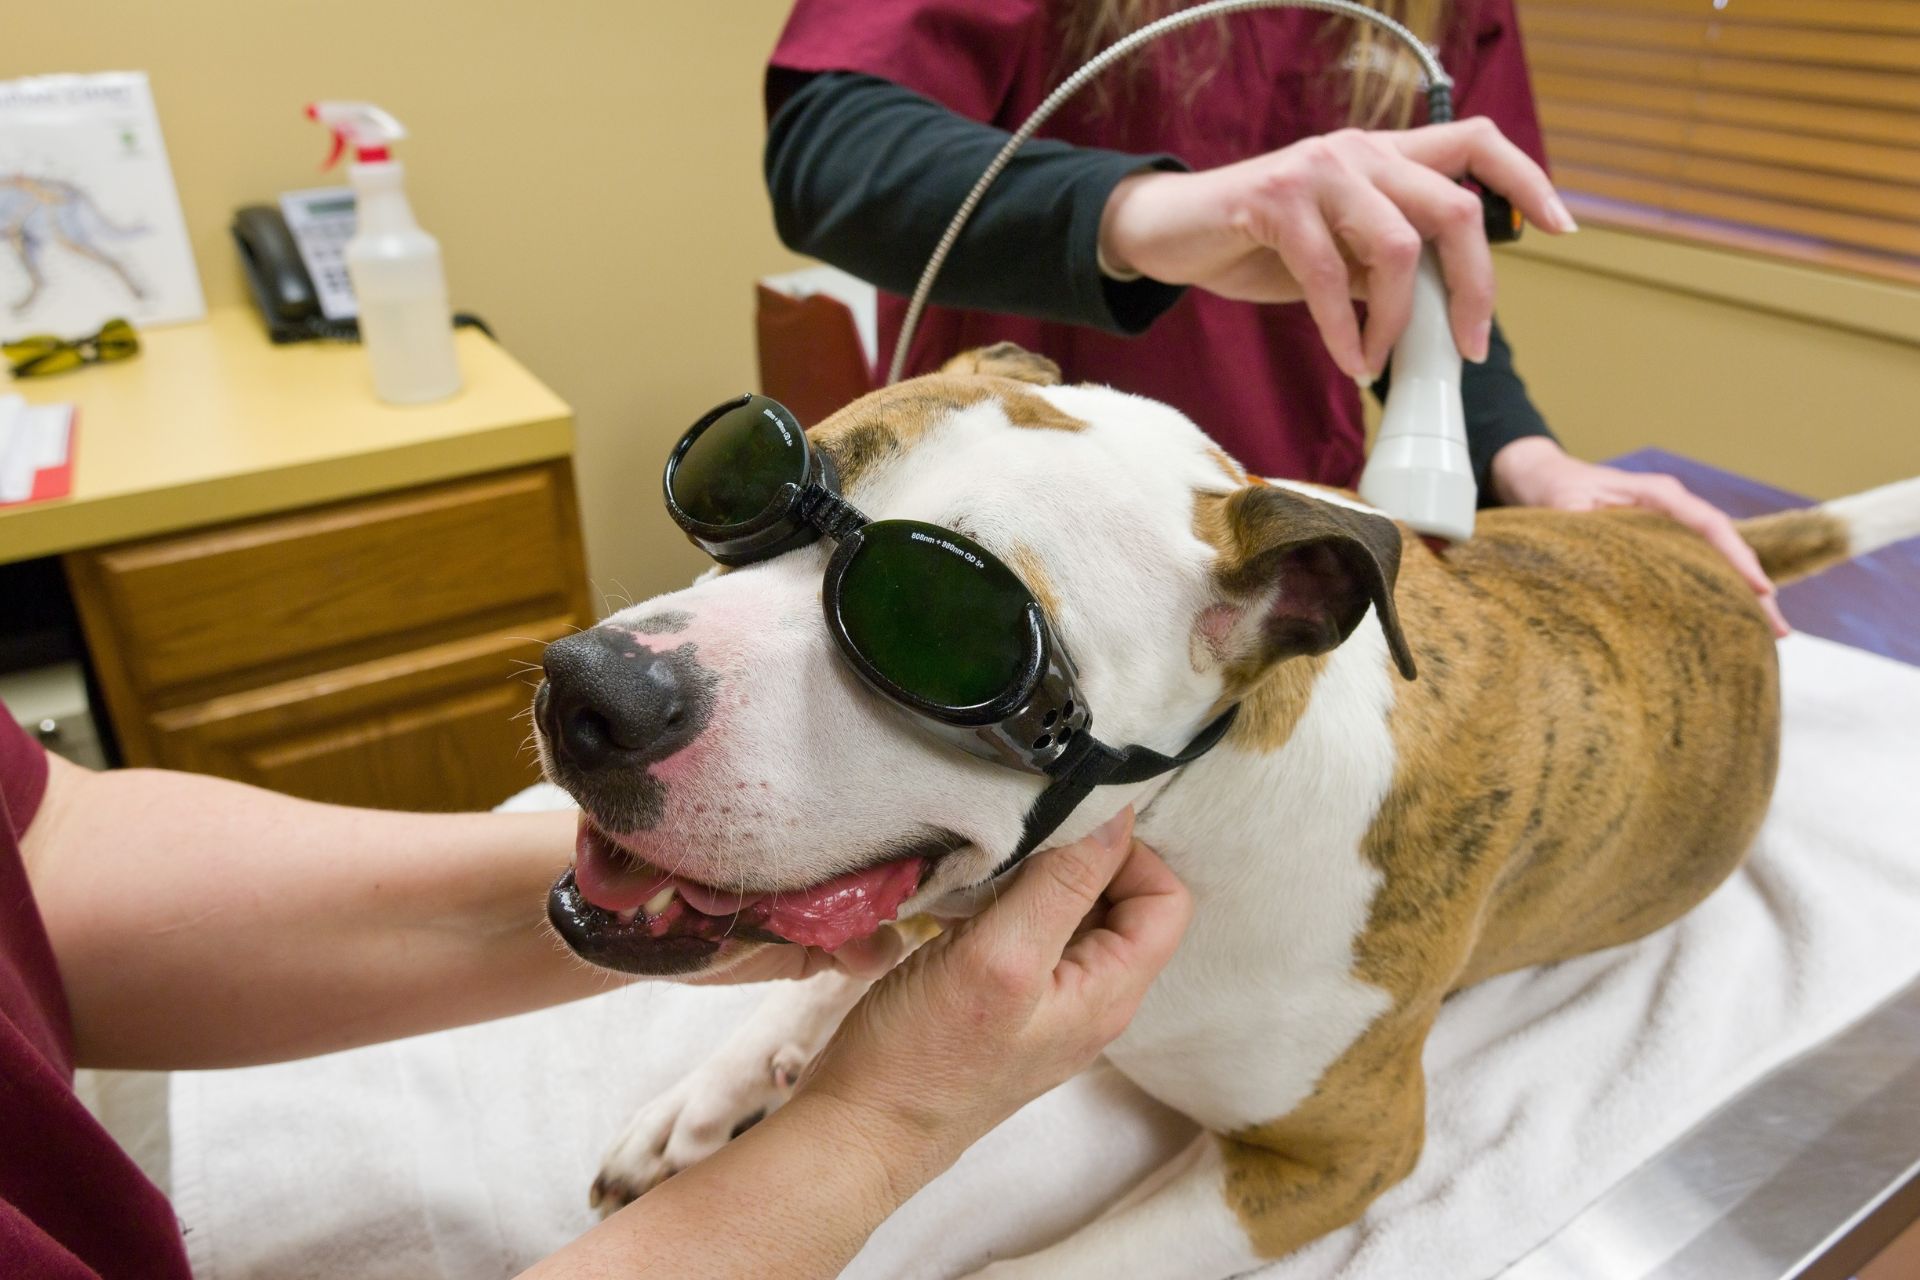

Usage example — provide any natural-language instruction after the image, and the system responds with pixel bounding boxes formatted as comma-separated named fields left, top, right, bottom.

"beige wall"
left=1492, top=231, right=1920, bottom=501
left=6, top=1, right=807, bottom=606
left=12, top=9, right=1917, bottom=605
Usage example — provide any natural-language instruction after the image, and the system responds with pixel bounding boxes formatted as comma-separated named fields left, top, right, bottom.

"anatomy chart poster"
left=0, top=72, right=205, bottom=344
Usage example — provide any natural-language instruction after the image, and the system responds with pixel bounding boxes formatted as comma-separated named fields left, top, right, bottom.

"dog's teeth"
left=616, top=906, right=639, bottom=924
left=644, top=886, right=676, bottom=916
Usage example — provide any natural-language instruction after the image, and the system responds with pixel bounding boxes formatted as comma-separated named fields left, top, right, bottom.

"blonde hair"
left=1061, top=0, right=1447, bottom=127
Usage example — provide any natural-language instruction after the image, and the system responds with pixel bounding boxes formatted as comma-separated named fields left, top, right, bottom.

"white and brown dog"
left=532, top=345, right=1920, bottom=1278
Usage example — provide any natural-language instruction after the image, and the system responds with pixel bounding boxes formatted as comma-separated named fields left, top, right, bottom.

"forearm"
left=527, top=815, right=1187, bottom=1278
left=523, top=1090, right=961, bottom=1279
left=27, top=756, right=601, bottom=1069
left=766, top=71, right=1186, bottom=332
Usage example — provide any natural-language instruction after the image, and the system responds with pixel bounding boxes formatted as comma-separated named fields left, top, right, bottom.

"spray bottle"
left=307, top=102, right=462, bottom=405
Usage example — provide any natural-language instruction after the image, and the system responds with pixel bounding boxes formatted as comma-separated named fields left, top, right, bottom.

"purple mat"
left=1609, top=449, right=1920, bottom=668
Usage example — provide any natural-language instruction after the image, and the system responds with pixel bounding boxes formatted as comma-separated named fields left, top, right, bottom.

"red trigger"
left=304, top=104, right=346, bottom=171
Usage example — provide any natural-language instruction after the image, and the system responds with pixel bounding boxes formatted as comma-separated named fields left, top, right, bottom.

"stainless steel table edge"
left=1498, top=975, right=1920, bottom=1280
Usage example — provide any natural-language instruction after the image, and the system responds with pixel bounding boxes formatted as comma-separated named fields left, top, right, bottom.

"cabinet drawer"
left=70, top=465, right=582, bottom=700
left=148, top=621, right=570, bottom=811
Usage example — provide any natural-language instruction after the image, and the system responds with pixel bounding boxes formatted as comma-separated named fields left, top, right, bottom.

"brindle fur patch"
left=808, top=375, right=1085, bottom=491
left=939, top=341, right=1062, bottom=386
left=1006, top=543, right=1062, bottom=618
left=1221, top=505, right=1784, bottom=1257
left=1736, top=507, right=1852, bottom=584
left=1206, top=447, right=1248, bottom=485
left=1219, top=652, right=1328, bottom=754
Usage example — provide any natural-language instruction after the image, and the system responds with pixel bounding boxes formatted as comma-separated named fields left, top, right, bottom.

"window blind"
left=1520, top=0, right=1920, bottom=284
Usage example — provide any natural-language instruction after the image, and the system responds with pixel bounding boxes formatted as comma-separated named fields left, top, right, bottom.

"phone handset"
left=230, top=204, right=357, bottom=343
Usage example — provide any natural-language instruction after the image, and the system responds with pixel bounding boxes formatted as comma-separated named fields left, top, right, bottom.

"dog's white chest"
left=1106, top=629, right=1400, bottom=1133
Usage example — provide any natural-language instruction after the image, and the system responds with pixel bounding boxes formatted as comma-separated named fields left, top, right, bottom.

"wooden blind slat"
left=1530, top=0, right=1920, bottom=36
left=1523, top=1, right=1920, bottom=282
left=1530, top=70, right=1920, bottom=149
left=1541, top=102, right=1920, bottom=186
left=1557, top=196, right=1920, bottom=287
left=1552, top=136, right=1920, bottom=222
left=1556, top=163, right=1920, bottom=260
left=1525, top=11, right=1920, bottom=72
left=1527, top=40, right=1920, bottom=111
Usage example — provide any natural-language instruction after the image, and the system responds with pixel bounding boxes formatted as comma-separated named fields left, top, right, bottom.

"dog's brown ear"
left=940, top=342, right=1062, bottom=386
left=1207, top=485, right=1417, bottom=680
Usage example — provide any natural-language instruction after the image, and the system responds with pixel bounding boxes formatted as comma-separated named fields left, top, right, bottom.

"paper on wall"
left=0, top=72, right=205, bottom=344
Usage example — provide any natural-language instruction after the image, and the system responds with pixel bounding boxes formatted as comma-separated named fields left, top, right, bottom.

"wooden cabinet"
left=66, top=460, right=592, bottom=812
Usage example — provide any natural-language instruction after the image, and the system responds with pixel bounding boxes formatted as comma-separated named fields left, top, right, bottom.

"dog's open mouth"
left=548, top=820, right=963, bottom=973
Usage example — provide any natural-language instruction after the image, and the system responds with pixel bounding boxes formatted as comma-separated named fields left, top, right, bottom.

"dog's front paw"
left=589, top=1043, right=810, bottom=1215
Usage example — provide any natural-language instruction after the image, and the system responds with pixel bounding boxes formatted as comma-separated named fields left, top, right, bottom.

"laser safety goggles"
left=5, top=318, right=139, bottom=379
left=664, top=393, right=1238, bottom=873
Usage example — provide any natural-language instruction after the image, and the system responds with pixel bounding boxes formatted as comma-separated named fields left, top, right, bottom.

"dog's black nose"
left=540, top=628, right=708, bottom=773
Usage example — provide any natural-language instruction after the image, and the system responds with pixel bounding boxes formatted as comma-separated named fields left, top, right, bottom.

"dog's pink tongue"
left=761, top=857, right=926, bottom=952
left=573, top=825, right=673, bottom=913
left=572, top=823, right=924, bottom=952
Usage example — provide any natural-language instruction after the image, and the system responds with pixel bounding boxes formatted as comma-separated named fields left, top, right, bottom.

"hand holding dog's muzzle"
left=797, top=808, right=1192, bottom=1152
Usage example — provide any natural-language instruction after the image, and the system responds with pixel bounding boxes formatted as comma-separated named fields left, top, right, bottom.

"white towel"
left=170, top=634, right=1920, bottom=1280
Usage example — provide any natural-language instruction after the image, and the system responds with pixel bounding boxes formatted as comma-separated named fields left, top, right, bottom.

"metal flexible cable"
left=887, top=0, right=1453, bottom=385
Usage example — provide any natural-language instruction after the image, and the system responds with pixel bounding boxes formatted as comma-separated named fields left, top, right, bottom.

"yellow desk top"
left=0, top=307, right=574, bottom=564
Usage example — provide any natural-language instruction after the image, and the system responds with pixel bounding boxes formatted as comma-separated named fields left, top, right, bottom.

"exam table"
left=140, top=455, right=1920, bottom=1279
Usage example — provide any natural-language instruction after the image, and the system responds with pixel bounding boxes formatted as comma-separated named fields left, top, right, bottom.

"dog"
left=532, top=344, right=1920, bottom=1277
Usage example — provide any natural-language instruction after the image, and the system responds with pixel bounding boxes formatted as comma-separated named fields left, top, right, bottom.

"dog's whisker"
left=602, top=578, right=635, bottom=615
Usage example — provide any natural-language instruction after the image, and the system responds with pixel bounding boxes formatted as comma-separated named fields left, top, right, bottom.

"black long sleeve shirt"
left=766, top=70, right=1554, bottom=495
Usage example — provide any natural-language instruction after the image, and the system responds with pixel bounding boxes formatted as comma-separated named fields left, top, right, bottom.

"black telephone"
left=231, top=202, right=490, bottom=345
left=230, top=204, right=359, bottom=344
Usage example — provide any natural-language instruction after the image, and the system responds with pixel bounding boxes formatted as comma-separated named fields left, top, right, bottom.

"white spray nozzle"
left=1359, top=248, right=1477, bottom=543
left=306, top=101, right=406, bottom=169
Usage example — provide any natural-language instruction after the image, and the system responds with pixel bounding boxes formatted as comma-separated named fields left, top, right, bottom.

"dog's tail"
left=1737, top=475, right=1920, bottom=585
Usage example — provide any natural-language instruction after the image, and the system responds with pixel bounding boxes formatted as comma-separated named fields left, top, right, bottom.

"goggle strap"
left=993, top=704, right=1240, bottom=877
left=796, top=487, right=869, bottom=542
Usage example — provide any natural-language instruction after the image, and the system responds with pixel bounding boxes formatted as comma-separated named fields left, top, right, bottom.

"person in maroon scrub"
left=762, top=0, right=1787, bottom=633
left=0, top=707, right=1186, bottom=1278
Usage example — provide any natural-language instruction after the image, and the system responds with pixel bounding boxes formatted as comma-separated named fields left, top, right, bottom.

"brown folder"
left=755, top=283, right=877, bottom=428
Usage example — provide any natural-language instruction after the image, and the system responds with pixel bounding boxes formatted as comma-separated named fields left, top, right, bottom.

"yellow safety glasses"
left=5, top=318, right=140, bottom=379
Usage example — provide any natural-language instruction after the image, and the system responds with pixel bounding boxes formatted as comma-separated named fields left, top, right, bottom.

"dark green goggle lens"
left=837, top=521, right=1034, bottom=710
left=672, top=397, right=808, bottom=528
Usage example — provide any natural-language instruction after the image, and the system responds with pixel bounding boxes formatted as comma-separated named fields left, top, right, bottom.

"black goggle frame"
left=663, top=393, right=1237, bottom=872
left=666, top=393, right=1096, bottom=776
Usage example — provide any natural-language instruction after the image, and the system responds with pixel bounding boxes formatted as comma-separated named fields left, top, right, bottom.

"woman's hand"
left=1491, top=436, right=1790, bottom=637
left=802, top=809, right=1190, bottom=1154
left=1099, top=117, right=1577, bottom=382
left=532, top=813, right=1188, bottom=1278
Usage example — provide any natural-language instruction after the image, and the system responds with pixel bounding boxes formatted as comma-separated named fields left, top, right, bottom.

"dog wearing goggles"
left=531, top=344, right=1920, bottom=1277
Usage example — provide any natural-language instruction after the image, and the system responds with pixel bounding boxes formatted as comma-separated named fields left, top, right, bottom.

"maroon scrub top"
left=771, top=0, right=1548, bottom=486
left=0, top=709, right=192, bottom=1279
